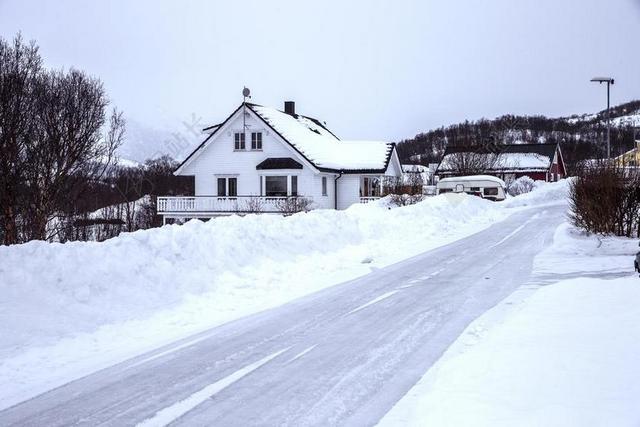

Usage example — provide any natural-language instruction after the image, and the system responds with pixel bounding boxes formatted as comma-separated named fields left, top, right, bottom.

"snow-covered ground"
left=379, top=217, right=640, bottom=426
left=0, top=190, right=523, bottom=410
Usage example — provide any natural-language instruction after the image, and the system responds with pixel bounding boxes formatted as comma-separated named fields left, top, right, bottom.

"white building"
left=158, top=101, right=402, bottom=222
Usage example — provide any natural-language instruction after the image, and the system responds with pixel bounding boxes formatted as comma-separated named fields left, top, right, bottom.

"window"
left=251, top=132, right=262, bottom=150
left=484, top=187, right=498, bottom=196
left=265, top=176, right=288, bottom=196
left=228, top=177, right=237, bottom=196
left=360, top=176, right=381, bottom=197
left=217, top=178, right=227, bottom=196
left=470, top=187, right=480, bottom=192
left=291, top=176, right=298, bottom=196
left=234, top=132, right=245, bottom=150
left=218, top=177, right=237, bottom=196
left=322, top=176, right=327, bottom=196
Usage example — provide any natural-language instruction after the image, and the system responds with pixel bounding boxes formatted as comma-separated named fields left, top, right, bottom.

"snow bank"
left=503, top=178, right=570, bottom=208
left=379, top=276, right=640, bottom=427
left=0, top=193, right=508, bottom=408
left=380, top=217, right=640, bottom=427
left=0, top=194, right=502, bottom=353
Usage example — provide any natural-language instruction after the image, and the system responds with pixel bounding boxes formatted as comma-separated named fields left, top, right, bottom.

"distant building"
left=436, top=142, right=566, bottom=183
left=614, top=139, right=640, bottom=167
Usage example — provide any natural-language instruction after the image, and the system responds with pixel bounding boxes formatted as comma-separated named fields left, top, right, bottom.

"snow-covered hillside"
left=380, top=220, right=640, bottom=427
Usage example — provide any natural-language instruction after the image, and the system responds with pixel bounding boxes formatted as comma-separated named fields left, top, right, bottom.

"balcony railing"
left=359, top=196, right=380, bottom=204
left=157, top=196, right=310, bottom=214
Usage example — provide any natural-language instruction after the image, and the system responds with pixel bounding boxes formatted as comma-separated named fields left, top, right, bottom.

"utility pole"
left=591, top=77, right=615, bottom=159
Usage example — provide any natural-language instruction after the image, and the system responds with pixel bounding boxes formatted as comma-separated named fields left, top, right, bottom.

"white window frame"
left=251, top=132, right=263, bottom=150
left=234, top=132, right=246, bottom=150
left=322, top=176, right=328, bottom=196
left=259, top=173, right=300, bottom=197
left=215, top=174, right=240, bottom=197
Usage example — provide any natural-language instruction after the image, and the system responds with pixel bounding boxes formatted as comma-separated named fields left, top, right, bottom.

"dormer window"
left=234, top=132, right=245, bottom=150
left=251, top=132, right=262, bottom=150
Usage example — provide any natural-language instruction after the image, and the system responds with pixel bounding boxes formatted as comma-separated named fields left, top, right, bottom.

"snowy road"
left=0, top=204, right=566, bottom=426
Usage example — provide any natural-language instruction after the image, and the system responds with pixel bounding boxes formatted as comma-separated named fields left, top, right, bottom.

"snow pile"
left=0, top=194, right=505, bottom=353
left=0, top=192, right=512, bottom=408
left=380, top=218, right=640, bottom=427
left=379, top=277, right=640, bottom=427
left=503, top=178, right=570, bottom=208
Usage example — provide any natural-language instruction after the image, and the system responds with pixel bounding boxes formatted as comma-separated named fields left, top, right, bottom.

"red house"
left=436, top=142, right=566, bottom=183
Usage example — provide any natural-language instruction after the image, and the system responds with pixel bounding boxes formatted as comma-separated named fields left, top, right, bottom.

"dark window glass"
left=265, top=176, right=287, bottom=196
left=484, top=187, right=499, bottom=196
left=217, top=178, right=226, bottom=196
left=291, top=176, right=298, bottom=196
left=251, top=132, right=262, bottom=150
left=234, top=133, right=245, bottom=150
left=228, top=178, right=237, bottom=196
left=322, top=176, right=327, bottom=196
left=470, top=187, right=480, bottom=192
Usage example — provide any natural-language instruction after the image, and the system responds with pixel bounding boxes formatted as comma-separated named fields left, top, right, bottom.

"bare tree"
left=0, top=34, right=42, bottom=244
left=443, top=150, right=500, bottom=176
left=0, top=34, right=124, bottom=243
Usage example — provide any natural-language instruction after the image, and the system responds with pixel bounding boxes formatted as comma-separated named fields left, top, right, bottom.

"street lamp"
left=590, top=77, right=615, bottom=159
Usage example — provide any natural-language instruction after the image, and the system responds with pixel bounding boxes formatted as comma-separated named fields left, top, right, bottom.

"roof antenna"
left=242, top=87, right=251, bottom=137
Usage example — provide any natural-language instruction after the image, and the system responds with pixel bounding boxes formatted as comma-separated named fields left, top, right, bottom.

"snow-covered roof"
left=402, top=164, right=429, bottom=173
left=248, top=104, right=394, bottom=172
left=438, top=175, right=506, bottom=187
left=437, top=143, right=560, bottom=173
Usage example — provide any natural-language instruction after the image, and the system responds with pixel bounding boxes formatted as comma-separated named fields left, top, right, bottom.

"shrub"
left=276, top=197, right=312, bottom=216
left=508, top=176, right=536, bottom=196
left=569, top=161, right=640, bottom=237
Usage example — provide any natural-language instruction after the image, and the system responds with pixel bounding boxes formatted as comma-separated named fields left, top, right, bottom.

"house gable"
left=175, top=104, right=319, bottom=176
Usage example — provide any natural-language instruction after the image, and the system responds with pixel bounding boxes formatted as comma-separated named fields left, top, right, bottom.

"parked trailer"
left=436, top=175, right=506, bottom=201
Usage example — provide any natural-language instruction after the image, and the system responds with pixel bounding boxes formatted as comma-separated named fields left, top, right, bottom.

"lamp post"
left=590, top=77, right=615, bottom=159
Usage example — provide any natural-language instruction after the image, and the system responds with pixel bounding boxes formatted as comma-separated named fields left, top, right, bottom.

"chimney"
left=284, top=101, right=295, bottom=116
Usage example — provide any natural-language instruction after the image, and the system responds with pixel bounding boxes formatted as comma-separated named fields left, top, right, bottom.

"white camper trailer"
left=436, top=175, right=506, bottom=201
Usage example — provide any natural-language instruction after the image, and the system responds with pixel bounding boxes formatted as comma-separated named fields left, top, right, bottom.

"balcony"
left=157, top=196, right=311, bottom=216
left=359, top=196, right=380, bottom=204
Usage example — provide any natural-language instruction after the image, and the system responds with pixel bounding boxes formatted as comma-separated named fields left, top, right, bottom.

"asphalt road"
left=0, top=204, right=566, bottom=427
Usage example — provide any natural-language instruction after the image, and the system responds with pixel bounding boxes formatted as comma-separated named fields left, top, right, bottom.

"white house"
left=157, top=101, right=402, bottom=222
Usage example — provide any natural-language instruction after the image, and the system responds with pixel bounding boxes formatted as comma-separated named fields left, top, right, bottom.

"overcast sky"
left=1, top=0, right=639, bottom=152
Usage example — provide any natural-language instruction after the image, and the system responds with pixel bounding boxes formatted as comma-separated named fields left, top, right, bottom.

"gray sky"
left=1, top=0, right=639, bottom=154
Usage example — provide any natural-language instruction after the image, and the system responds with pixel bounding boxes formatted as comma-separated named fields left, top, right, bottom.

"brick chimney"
left=284, top=101, right=295, bottom=115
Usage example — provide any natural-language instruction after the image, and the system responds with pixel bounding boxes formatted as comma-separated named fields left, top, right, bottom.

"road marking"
left=489, top=224, right=525, bottom=248
left=285, top=345, right=317, bottom=364
left=346, top=290, right=399, bottom=315
left=136, top=347, right=290, bottom=427
left=126, top=335, right=213, bottom=370
left=489, top=216, right=540, bottom=249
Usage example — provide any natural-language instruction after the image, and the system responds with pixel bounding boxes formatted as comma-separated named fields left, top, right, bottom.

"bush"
left=383, top=176, right=424, bottom=206
left=508, top=176, right=537, bottom=196
left=569, top=162, right=640, bottom=237
left=276, top=197, right=312, bottom=216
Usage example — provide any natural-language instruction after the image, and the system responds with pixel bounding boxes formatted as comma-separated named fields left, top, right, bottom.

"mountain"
left=118, top=117, right=203, bottom=164
left=396, top=100, right=640, bottom=174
